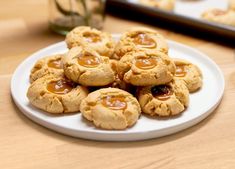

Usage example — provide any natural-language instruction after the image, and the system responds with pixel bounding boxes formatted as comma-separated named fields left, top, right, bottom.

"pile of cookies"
left=27, top=26, right=202, bottom=130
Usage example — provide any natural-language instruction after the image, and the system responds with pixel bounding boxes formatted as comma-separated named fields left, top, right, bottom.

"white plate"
left=11, top=35, right=225, bottom=141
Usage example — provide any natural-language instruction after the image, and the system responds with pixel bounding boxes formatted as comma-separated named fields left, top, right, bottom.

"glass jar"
left=48, top=0, right=106, bottom=35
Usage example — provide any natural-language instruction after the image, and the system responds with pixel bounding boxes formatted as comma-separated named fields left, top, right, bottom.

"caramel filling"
left=77, top=53, right=100, bottom=68
left=47, top=59, right=63, bottom=69
left=132, top=33, right=156, bottom=48
left=83, top=33, right=101, bottom=43
left=175, top=65, right=186, bottom=77
left=151, top=85, right=173, bottom=101
left=135, top=57, right=157, bottom=70
left=101, top=95, right=127, bottom=110
left=47, top=79, right=75, bottom=95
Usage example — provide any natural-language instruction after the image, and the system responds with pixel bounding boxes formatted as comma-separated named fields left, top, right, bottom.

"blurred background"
left=1, top=0, right=234, bottom=75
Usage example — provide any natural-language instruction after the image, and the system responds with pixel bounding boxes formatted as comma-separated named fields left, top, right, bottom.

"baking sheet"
left=174, top=0, right=228, bottom=18
left=107, top=0, right=235, bottom=39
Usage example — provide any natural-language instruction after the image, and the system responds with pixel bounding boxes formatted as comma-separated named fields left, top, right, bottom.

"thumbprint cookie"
left=114, top=27, right=168, bottom=60
left=27, top=75, right=88, bottom=114
left=66, top=26, right=115, bottom=58
left=117, top=50, right=175, bottom=86
left=173, top=58, right=202, bottom=92
left=202, top=9, right=235, bottom=27
left=138, top=79, right=189, bottom=116
left=80, top=88, right=141, bottom=130
left=30, top=54, right=64, bottom=83
left=139, top=0, right=175, bottom=11
left=63, top=46, right=115, bottom=86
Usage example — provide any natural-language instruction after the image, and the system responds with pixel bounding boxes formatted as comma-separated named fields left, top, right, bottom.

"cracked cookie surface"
left=30, top=54, right=64, bottom=83
left=173, top=58, right=202, bottom=92
left=63, top=46, right=115, bottom=86
left=80, top=88, right=141, bottom=130
left=117, top=50, right=175, bottom=86
left=113, top=27, right=168, bottom=60
left=27, top=75, right=88, bottom=114
left=66, top=26, right=115, bottom=58
left=138, top=79, right=189, bottom=116
left=108, top=59, right=133, bottom=91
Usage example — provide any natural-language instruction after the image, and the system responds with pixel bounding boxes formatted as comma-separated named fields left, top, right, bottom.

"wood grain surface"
left=1, top=1, right=235, bottom=169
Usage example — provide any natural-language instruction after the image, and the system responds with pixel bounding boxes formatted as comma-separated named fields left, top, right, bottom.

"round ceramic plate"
left=11, top=35, right=224, bottom=141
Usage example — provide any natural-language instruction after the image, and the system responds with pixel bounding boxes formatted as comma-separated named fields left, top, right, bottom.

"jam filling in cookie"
left=132, top=33, right=156, bottom=48
left=175, top=65, right=186, bottom=77
left=151, top=85, right=173, bottom=101
left=83, top=32, right=101, bottom=43
left=77, top=53, right=100, bottom=68
left=101, top=95, right=127, bottom=110
left=47, top=58, right=63, bottom=69
left=135, top=57, right=157, bottom=70
left=47, top=79, right=75, bottom=95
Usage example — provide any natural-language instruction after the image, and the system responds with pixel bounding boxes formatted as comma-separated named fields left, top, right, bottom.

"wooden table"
left=1, top=1, right=235, bottom=168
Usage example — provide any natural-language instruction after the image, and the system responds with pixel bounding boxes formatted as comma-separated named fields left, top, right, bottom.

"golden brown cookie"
left=138, top=79, right=189, bottom=116
left=173, top=58, right=202, bottom=92
left=229, top=0, right=235, bottom=11
left=114, top=27, right=168, bottom=60
left=30, top=54, right=64, bottom=83
left=201, top=9, right=235, bottom=27
left=108, top=59, right=132, bottom=91
left=80, top=88, right=141, bottom=130
left=63, top=46, right=115, bottom=86
left=27, top=75, right=89, bottom=114
left=139, top=0, right=175, bottom=11
left=117, top=50, right=175, bottom=86
left=65, top=26, right=115, bottom=58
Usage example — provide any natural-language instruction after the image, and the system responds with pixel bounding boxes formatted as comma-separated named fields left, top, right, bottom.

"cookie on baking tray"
left=173, top=58, right=202, bottom=93
left=201, top=8, right=235, bottom=27
left=63, top=46, right=115, bottom=86
left=27, top=74, right=89, bottom=114
left=117, top=50, right=175, bottom=86
left=138, top=79, right=189, bottom=116
left=30, top=54, right=64, bottom=83
left=65, top=26, right=115, bottom=58
left=139, top=0, right=175, bottom=11
left=80, top=88, right=141, bottom=130
left=229, top=0, right=235, bottom=11
left=114, top=27, right=168, bottom=60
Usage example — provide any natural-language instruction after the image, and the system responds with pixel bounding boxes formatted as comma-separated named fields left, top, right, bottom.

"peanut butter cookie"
left=114, top=27, right=168, bottom=60
left=174, top=58, right=202, bottom=92
left=229, top=0, right=235, bottom=11
left=108, top=59, right=132, bottom=91
left=63, top=46, right=115, bottom=86
left=80, top=88, right=141, bottom=130
left=139, top=0, right=175, bottom=11
left=117, top=50, right=175, bottom=86
left=201, top=9, right=235, bottom=27
left=27, top=75, right=89, bottom=114
left=66, top=26, right=115, bottom=58
left=138, top=79, right=189, bottom=116
left=30, top=54, right=64, bottom=83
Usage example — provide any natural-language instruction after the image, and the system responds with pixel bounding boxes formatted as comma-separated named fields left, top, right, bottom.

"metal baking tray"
left=106, top=0, right=235, bottom=40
